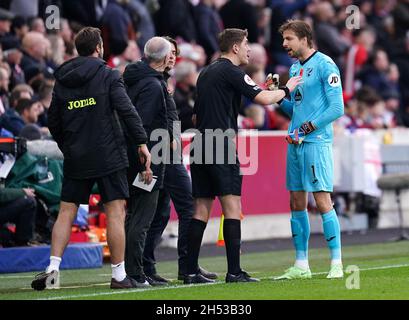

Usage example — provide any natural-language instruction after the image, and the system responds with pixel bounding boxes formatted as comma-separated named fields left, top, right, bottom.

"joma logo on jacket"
left=67, top=98, right=96, bottom=110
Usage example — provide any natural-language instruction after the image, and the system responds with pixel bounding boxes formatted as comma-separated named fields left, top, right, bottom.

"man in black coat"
left=123, top=36, right=172, bottom=286
left=141, top=38, right=218, bottom=285
left=31, top=27, right=151, bottom=291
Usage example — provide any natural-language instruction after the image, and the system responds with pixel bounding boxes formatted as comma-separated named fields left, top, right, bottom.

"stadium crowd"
left=1, top=0, right=409, bottom=248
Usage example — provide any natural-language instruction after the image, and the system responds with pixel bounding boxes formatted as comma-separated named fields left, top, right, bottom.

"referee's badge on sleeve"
left=244, top=74, right=256, bottom=86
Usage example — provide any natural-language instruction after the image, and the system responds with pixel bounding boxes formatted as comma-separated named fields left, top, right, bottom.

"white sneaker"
left=327, top=264, right=344, bottom=279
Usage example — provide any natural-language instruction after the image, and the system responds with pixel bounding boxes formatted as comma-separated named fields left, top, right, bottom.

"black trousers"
left=143, top=163, right=193, bottom=275
left=0, top=195, right=36, bottom=244
left=125, top=190, right=159, bottom=277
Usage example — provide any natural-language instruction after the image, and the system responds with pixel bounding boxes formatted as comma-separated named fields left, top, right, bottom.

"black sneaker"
left=225, top=270, right=259, bottom=283
left=129, top=274, right=151, bottom=288
left=110, top=276, right=140, bottom=289
left=146, top=274, right=169, bottom=286
left=31, top=270, right=59, bottom=291
left=199, top=266, right=218, bottom=280
left=184, top=273, right=215, bottom=284
left=178, top=266, right=218, bottom=280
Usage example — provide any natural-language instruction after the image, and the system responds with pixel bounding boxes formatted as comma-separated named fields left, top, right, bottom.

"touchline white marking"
left=20, top=283, right=110, bottom=290
left=0, top=275, right=35, bottom=279
left=36, top=263, right=409, bottom=300
left=38, top=282, right=217, bottom=300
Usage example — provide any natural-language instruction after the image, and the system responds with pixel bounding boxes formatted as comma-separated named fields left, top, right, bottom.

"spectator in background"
left=344, top=27, right=376, bottom=102
left=101, top=0, right=136, bottom=60
left=14, top=97, right=39, bottom=126
left=0, top=185, right=37, bottom=247
left=193, top=0, right=223, bottom=63
left=63, top=40, right=77, bottom=61
left=248, top=43, right=267, bottom=71
left=241, top=64, right=266, bottom=129
left=392, top=0, right=409, bottom=41
left=219, top=0, right=259, bottom=43
left=153, top=0, right=197, bottom=43
left=20, top=31, right=47, bottom=81
left=9, top=0, right=38, bottom=19
left=268, top=0, right=310, bottom=69
left=58, top=18, right=73, bottom=47
left=36, top=80, right=54, bottom=128
left=353, top=86, right=392, bottom=129
left=10, top=16, right=28, bottom=43
left=358, top=48, right=400, bottom=102
left=313, top=1, right=350, bottom=67
left=0, top=67, right=10, bottom=112
left=4, top=46, right=26, bottom=89
left=29, top=17, right=46, bottom=35
left=173, top=60, right=198, bottom=132
left=384, top=63, right=401, bottom=122
left=395, top=33, right=409, bottom=127
left=0, top=8, right=18, bottom=51
left=253, top=0, right=271, bottom=46
left=107, top=39, right=141, bottom=73
left=9, top=83, right=33, bottom=109
left=61, top=0, right=99, bottom=28
left=334, top=97, right=378, bottom=133
left=46, top=34, right=66, bottom=66
left=178, top=42, right=205, bottom=69
left=0, top=97, right=39, bottom=136
left=128, top=0, right=156, bottom=51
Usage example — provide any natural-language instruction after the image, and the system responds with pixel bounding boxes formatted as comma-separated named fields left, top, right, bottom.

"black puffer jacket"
left=48, top=56, right=147, bottom=179
left=123, top=60, right=169, bottom=192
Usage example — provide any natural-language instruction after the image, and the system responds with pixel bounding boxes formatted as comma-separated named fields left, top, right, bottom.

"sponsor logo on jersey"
left=67, top=97, right=97, bottom=110
left=328, top=73, right=341, bottom=87
left=294, top=87, right=303, bottom=105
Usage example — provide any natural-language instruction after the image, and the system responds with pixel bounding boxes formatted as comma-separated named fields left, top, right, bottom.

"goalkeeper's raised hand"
left=286, top=121, right=316, bottom=144
left=265, top=73, right=280, bottom=90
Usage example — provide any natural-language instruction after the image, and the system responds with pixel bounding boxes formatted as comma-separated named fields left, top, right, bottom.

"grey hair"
left=174, top=61, right=197, bottom=82
left=144, top=37, right=171, bottom=62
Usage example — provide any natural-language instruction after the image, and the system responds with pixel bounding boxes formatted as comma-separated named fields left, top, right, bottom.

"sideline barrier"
left=0, top=243, right=103, bottom=273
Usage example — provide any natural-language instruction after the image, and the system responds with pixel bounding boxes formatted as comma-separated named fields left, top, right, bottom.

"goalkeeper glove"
left=265, top=73, right=280, bottom=90
left=285, top=121, right=316, bottom=144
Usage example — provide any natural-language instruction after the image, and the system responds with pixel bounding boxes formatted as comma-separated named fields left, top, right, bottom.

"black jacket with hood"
left=48, top=56, right=147, bottom=179
left=123, top=59, right=170, bottom=192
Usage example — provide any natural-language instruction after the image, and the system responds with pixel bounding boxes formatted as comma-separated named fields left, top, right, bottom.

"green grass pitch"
left=1, top=241, right=408, bottom=300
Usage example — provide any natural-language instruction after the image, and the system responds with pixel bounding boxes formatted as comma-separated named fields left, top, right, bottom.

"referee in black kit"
left=184, top=28, right=302, bottom=284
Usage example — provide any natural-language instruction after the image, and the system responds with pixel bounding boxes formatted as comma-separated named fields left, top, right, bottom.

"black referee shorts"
left=61, top=169, right=129, bottom=205
left=190, top=162, right=242, bottom=199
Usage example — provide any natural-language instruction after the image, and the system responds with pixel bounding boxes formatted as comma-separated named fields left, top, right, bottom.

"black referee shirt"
left=194, top=58, right=262, bottom=133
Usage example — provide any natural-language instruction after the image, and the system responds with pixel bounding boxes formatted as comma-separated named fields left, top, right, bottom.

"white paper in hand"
left=132, top=173, right=157, bottom=192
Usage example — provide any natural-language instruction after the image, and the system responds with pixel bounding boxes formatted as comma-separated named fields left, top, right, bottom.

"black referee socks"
left=224, top=218, right=241, bottom=275
left=186, top=218, right=207, bottom=274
